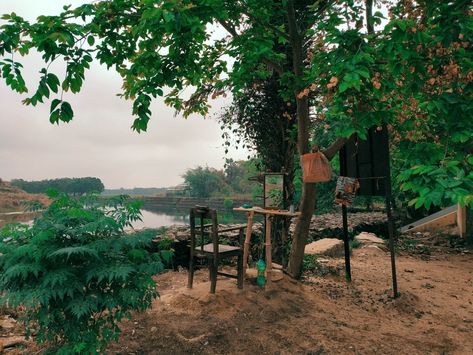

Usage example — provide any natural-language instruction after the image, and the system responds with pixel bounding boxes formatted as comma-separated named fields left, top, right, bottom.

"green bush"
left=223, top=197, right=234, bottom=211
left=349, top=238, right=361, bottom=250
left=302, top=254, right=320, bottom=273
left=0, top=192, right=171, bottom=354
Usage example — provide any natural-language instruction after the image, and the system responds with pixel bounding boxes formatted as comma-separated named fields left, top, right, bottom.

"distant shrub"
left=0, top=192, right=171, bottom=354
left=223, top=198, right=234, bottom=210
left=302, top=254, right=320, bottom=273
left=349, top=238, right=361, bottom=250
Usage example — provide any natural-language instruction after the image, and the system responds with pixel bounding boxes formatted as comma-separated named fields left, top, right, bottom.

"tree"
left=1, top=0, right=471, bottom=277
left=0, top=0, right=332, bottom=277
left=308, top=0, right=472, bottom=214
left=220, top=76, right=298, bottom=204
left=183, top=166, right=225, bottom=198
left=11, top=177, right=105, bottom=195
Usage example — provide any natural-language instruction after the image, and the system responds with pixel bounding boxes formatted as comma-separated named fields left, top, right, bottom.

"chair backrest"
left=189, top=206, right=219, bottom=257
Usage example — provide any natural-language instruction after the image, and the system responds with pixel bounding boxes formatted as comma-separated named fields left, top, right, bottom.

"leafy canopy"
left=305, top=0, right=473, bottom=208
left=11, top=177, right=105, bottom=195
left=0, top=0, right=471, bottom=211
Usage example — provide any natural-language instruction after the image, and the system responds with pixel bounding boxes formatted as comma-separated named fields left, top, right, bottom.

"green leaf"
left=338, top=81, right=349, bottom=93
left=49, top=109, right=60, bottom=124
left=46, top=73, right=60, bottom=93
left=50, top=99, right=61, bottom=113
left=87, top=35, right=95, bottom=46
left=60, top=101, right=74, bottom=122
left=397, top=20, right=407, bottom=31
left=48, top=246, right=99, bottom=260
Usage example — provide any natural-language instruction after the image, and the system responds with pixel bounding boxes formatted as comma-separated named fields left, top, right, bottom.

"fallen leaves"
left=326, top=76, right=338, bottom=89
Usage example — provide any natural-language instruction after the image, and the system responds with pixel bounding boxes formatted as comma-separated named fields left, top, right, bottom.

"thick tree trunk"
left=288, top=182, right=316, bottom=277
left=285, top=0, right=316, bottom=278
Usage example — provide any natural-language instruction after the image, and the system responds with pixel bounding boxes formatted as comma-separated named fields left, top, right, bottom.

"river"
left=135, top=208, right=251, bottom=228
left=0, top=207, right=251, bottom=230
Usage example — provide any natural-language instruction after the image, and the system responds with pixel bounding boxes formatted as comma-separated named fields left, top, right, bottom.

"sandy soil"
left=106, top=244, right=473, bottom=355
left=2, top=238, right=472, bottom=354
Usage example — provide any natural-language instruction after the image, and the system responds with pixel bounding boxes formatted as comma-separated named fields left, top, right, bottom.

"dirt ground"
left=108, top=232, right=473, bottom=355
left=2, top=236, right=473, bottom=354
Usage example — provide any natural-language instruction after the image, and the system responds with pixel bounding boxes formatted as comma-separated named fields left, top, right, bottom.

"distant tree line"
left=183, top=160, right=259, bottom=199
left=102, top=187, right=167, bottom=196
left=11, top=177, right=104, bottom=195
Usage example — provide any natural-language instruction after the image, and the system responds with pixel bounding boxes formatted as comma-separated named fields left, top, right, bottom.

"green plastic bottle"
left=256, top=259, right=266, bottom=287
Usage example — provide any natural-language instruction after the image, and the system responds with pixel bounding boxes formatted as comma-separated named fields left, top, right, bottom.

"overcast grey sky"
left=0, top=0, right=247, bottom=189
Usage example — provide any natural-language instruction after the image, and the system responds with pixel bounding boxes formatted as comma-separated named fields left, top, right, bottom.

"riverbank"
left=140, top=196, right=255, bottom=211
left=0, top=180, right=49, bottom=214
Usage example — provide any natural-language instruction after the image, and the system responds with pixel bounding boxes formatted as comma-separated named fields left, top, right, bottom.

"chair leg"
left=237, top=253, right=243, bottom=289
left=188, top=254, right=194, bottom=289
left=209, top=259, right=217, bottom=294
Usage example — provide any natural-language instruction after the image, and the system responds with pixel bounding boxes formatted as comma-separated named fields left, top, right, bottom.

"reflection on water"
left=0, top=208, right=254, bottom=230
left=133, top=208, right=252, bottom=229
left=132, top=209, right=189, bottom=229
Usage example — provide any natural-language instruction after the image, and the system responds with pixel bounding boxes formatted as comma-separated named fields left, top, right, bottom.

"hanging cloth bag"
left=301, top=151, right=332, bottom=183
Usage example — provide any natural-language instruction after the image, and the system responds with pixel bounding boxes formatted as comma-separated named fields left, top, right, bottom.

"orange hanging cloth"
left=301, top=151, right=332, bottom=183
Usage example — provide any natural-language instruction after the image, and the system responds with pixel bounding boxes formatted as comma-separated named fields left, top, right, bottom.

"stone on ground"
left=1, top=336, right=26, bottom=349
left=304, top=238, right=344, bottom=257
left=1, top=316, right=17, bottom=330
left=355, top=232, right=385, bottom=244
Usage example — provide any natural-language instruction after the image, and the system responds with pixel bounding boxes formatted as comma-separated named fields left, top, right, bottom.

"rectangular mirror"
left=264, top=173, right=285, bottom=210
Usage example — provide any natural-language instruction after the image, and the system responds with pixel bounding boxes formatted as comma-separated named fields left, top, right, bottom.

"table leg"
left=242, top=211, right=254, bottom=277
left=265, top=214, right=272, bottom=287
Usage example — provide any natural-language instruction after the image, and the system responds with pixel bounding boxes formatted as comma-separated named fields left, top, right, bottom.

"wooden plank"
left=458, top=204, right=467, bottom=237
left=400, top=205, right=457, bottom=233
left=233, top=207, right=300, bottom=217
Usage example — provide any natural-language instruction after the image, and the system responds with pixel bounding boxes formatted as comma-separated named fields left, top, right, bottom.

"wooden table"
left=233, top=207, right=301, bottom=286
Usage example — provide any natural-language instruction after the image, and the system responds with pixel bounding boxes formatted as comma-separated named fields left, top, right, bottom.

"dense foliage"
left=12, top=177, right=104, bottom=195
left=183, top=160, right=259, bottom=198
left=0, top=0, right=471, bottom=276
left=220, top=76, right=298, bottom=204
left=0, top=192, right=170, bottom=353
left=307, top=1, right=472, bottom=209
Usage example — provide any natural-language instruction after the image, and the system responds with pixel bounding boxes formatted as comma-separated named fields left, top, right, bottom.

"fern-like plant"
left=0, top=191, right=171, bottom=354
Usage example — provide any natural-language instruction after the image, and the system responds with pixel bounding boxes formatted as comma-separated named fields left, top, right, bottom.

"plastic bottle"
left=256, top=259, right=266, bottom=287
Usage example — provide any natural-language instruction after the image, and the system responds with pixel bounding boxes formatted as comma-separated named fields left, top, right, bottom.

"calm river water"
left=0, top=208, right=251, bottom=229
left=135, top=208, right=250, bottom=229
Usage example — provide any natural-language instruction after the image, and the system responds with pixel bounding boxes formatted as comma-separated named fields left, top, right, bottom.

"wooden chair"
left=187, top=206, right=245, bottom=293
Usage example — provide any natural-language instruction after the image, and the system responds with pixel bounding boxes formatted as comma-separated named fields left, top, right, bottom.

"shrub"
left=349, top=238, right=361, bottom=250
left=223, top=197, right=234, bottom=211
left=0, top=192, right=171, bottom=354
left=302, top=254, right=320, bottom=273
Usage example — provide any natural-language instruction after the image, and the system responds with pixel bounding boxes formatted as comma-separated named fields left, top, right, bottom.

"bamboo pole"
left=242, top=211, right=254, bottom=277
left=265, top=214, right=272, bottom=287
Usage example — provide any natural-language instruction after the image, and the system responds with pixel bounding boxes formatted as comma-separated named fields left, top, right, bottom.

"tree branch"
left=218, top=19, right=239, bottom=37
left=365, top=0, right=374, bottom=35
left=217, top=19, right=284, bottom=76
left=322, top=136, right=349, bottom=161
left=241, top=10, right=290, bottom=41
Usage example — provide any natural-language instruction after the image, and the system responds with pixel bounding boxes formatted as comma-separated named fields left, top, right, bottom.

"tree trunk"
left=285, top=0, right=316, bottom=278
left=288, top=182, right=317, bottom=277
